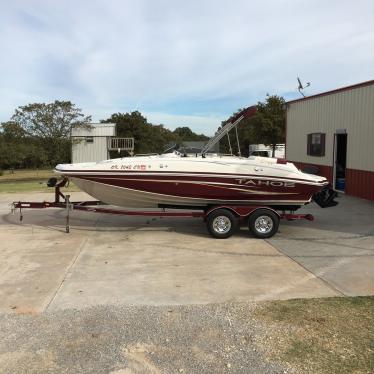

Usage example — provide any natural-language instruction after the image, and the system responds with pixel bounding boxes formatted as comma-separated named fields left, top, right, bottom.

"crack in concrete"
left=266, top=239, right=346, bottom=297
left=43, top=236, right=88, bottom=312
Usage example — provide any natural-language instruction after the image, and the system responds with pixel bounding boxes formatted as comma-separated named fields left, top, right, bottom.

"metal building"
left=286, top=80, right=374, bottom=201
left=71, top=123, right=134, bottom=163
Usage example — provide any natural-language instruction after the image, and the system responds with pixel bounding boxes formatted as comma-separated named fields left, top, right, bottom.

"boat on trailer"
left=54, top=152, right=332, bottom=211
left=12, top=106, right=337, bottom=239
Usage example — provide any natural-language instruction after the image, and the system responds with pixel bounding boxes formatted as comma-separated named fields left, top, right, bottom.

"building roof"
left=71, top=123, right=116, bottom=137
left=287, top=79, right=374, bottom=105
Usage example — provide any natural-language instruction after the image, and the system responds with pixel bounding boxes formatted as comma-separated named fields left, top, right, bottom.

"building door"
left=333, top=132, right=347, bottom=191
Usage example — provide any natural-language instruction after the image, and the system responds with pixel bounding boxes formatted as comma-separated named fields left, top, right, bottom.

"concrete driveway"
left=1, top=191, right=373, bottom=373
left=0, top=191, right=373, bottom=314
left=0, top=193, right=339, bottom=313
left=269, top=194, right=374, bottom=296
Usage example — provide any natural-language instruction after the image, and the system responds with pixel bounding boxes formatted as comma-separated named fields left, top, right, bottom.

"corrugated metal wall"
left=286, top=83, right=374, bottom=172
left=72, top=137, right=109, bottom=163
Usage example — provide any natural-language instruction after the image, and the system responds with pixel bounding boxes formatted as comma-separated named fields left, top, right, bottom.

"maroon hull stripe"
left=73, top=174, right=322, bottom=203
left=58, top=170, right=326, bottom=185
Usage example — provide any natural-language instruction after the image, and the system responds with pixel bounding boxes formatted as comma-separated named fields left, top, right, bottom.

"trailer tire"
left=206, top=209, right=238, bottom=239
left=248, top=209, right=279, bottom=239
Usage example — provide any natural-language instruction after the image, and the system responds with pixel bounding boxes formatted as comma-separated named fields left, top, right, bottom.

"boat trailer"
left=11, top=179, right=314, bottom=239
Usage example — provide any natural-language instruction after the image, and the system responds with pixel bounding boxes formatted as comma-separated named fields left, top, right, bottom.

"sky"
left=0, top=0, right=373, bottom=135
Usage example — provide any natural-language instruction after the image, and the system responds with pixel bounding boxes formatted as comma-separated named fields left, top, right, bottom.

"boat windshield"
left=162, top=143, right=179, bottom=154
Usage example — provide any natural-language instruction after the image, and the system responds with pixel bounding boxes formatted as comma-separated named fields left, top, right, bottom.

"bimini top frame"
left=201, top=106, right=257, bottom=156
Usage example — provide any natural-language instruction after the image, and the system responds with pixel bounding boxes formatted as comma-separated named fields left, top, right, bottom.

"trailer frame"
left=11, top=179, right=314, bottom=238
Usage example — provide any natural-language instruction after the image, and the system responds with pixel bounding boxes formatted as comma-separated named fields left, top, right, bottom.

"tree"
left=1, top=102, right=212, bottom=169
left=218, top=95, right=286, bottom=157
left=102, top=111, right=158, bottom=154
left=10, top=101, right=91, bottom=166
left=12, top=101, right=91, bottom=138
left=250, top=95, right=286, bottom=157
left=1, top=121, right=26, bottom=140
left=173, top=127, right=209, bottom=141
left=102, top=111, right=207, bottom=155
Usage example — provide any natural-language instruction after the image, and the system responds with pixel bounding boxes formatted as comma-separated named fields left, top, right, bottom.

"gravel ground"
left=0, top=302, right=287, bottom=374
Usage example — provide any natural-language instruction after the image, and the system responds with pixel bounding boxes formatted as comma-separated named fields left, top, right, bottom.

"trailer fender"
left=205, top=205, right=281, bottom=221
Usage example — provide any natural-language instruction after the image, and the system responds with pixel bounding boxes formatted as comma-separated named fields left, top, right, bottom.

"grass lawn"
left=254, top=296, right=374, bottom=374
left=0, top=169, right=54, bottom=182
left=0, top=169, right=80, bottom=193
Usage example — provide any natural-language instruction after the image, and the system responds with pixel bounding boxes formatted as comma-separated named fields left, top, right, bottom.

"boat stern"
left=295, top=170, right=338, bottom=208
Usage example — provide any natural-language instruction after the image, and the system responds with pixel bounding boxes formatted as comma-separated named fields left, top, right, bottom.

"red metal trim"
left=207, top=205, right=257, bottom=217
left=13, top=199, right=314, bottom=221
left=73, top=205, right=205, bottom=217
left=12, top=201, right=205, bottom=217
left=345, top=168, right=374, bottom=201
left=276, top=158, right=287, bottom=164
left=206, top=205, right=281, bottom=219
left=287, top=79, right=374, bottom=105
left=13, top=201, right=104, bottom=209
left=281, top=213, right=314, bottom=221
left=288, top=162, right=374, bottom=201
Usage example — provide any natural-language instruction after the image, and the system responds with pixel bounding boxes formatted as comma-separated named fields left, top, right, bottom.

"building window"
left=85, top=137, right=94, bottom=143
left=307, top=133, right=325, bottom=156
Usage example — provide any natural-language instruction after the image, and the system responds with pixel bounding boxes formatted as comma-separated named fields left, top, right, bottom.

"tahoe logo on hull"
left=235, top=179, right=295, bottom=187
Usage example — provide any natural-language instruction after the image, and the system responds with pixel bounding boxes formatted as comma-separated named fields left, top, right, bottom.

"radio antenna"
left=297, top=77, right=310, bottom=97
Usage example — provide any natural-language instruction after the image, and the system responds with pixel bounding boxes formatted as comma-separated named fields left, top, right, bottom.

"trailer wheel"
left=206, top=209, right=238, bottom=239
left=248, top=209, right=279, bottom=239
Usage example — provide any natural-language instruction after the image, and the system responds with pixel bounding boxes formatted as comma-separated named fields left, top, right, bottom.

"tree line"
left=0, top=101, right=208, bottom=170
left=0, top=95, right=285, bottom=170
